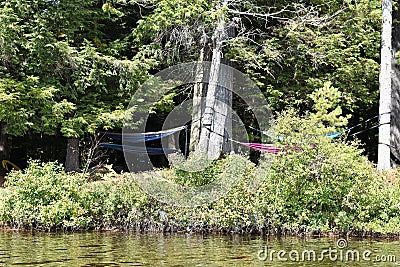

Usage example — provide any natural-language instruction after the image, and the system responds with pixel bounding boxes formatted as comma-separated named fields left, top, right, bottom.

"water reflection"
left=0, top=231, right=398, bottom=266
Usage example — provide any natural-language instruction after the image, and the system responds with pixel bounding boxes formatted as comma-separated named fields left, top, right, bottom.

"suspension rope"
left=348, top=123, right=389, bottom=137
left=345, top=114, right=379, bottom=133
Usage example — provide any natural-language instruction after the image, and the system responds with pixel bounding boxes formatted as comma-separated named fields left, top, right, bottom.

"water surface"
left=0, top=231, right=398, bottom=266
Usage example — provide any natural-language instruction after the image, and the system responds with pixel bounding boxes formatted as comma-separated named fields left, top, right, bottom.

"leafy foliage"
left=0, top=0, right=151, bottom=139
left=0, top=77, right=73, bottom=136
left=226, top=0, right=381, bottom=115
left=0, top=160, right=149, bottom=229
left=0, top=161, right=90, bottom=229
left=170, top=152, right=225, bottom=187
left=258, top=110, right=378, bottom=231
left=308, top=81, right=351, bottom=128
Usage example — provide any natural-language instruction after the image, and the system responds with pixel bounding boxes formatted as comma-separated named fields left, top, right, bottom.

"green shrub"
left=358, top=170, right=400, bottom=232
left=171, top=152, right=225, bottom=187
left=84, top=175, right=149, bottom=228
left=0, top=161, right=90, bottom=229
left=260, top=140, right=376, bottom=231
left=0, top=161, right=150, bottom=230
left=254, top=109, right=399, bottom=233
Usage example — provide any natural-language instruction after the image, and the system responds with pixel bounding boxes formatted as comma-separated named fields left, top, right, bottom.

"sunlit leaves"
left=0, top=76, right=71, bottom=136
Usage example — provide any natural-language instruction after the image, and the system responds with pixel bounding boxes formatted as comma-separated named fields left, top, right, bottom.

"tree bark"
left=190, top=48, right=206, bottom=152
left=220, top=59, right=232, bottom=154
left=378, top=0, right=393, bottom=170
left=390, top=2, right=400, bottom=167
left=65, top=137, right=80, bottom=172
left=0, top=123, right=8, bottom=186
left=197, top=0, right=232, bottom=160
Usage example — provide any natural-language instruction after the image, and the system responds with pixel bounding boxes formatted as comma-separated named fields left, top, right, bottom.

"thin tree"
left=378, top=0, right=393, bottom=170
left=390, top=1, right=400, bottom=167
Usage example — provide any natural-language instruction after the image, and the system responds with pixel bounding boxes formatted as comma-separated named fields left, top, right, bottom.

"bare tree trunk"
left=221, top=59, right=232, bottom=154
left=378, top=0, right=393, bottom=171
left=197, top=0, right=231, bottom=160
left=65, top=137, right=80, bottom=172
left=0, top=123, right=8, bottom=186
left=214, top=65, right=232, bottom=155
left=390, top=3, right=400, bottom=167
left=190, top=48, right=205, bottom=152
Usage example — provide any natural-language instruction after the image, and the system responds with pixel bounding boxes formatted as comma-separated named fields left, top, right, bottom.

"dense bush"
left=255, top=110, right=378, bottom=231
left=0, top=110, right=399, bottom=234
left=250, top=110, right=400, bottom=233
left=0, top=161, right=150, bottom=230
left=0, top=161, right=90, bottom=229
left=169, top=152, right=226, bottom=187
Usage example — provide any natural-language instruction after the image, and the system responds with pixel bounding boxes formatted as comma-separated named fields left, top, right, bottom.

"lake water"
left=0, top=231, right=398, bottom=266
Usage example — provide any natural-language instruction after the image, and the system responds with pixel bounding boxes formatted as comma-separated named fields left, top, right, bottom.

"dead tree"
left=378, top=0, right=393, bottom=170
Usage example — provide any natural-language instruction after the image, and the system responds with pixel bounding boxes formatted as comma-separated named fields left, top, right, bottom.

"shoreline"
left=1, top=156, right=400, bottom=238
left=0, top=225, right=399, bottom=239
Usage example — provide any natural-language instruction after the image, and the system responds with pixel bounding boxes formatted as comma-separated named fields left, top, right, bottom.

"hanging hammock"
left=239, top=143, right=281, bottom=154
left=99, top=143, right=178, bottom=155
left=104, top=125, right=186, bottom=143
left=325, top=132, right=341, bottom=139
left=100, top=126, right=185, bottom=155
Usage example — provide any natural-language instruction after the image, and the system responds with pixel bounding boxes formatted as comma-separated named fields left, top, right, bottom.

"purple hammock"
left=240, top=143, right=281, bottom=154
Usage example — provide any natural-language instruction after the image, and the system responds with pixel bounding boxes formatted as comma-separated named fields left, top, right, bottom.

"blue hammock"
left=100, top=143, right=178, bottom=155
left=104, top=126, right=186, bottom=143
left=325, top=132, right=341, bottom=139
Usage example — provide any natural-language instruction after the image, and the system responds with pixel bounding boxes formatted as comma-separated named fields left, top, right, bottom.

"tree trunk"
left=65, top=137, right=80, bottom=172
left=197, top=0, right=231, bottom=160
left=0, top=123, right=8, bottom=186
left=221, top=59, right=232, bottom=154
left=378, top=0, right=393, bottom=171
left=390, top=2, right=400, bottom=167
left=190, top=48, right=206, bottom=152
